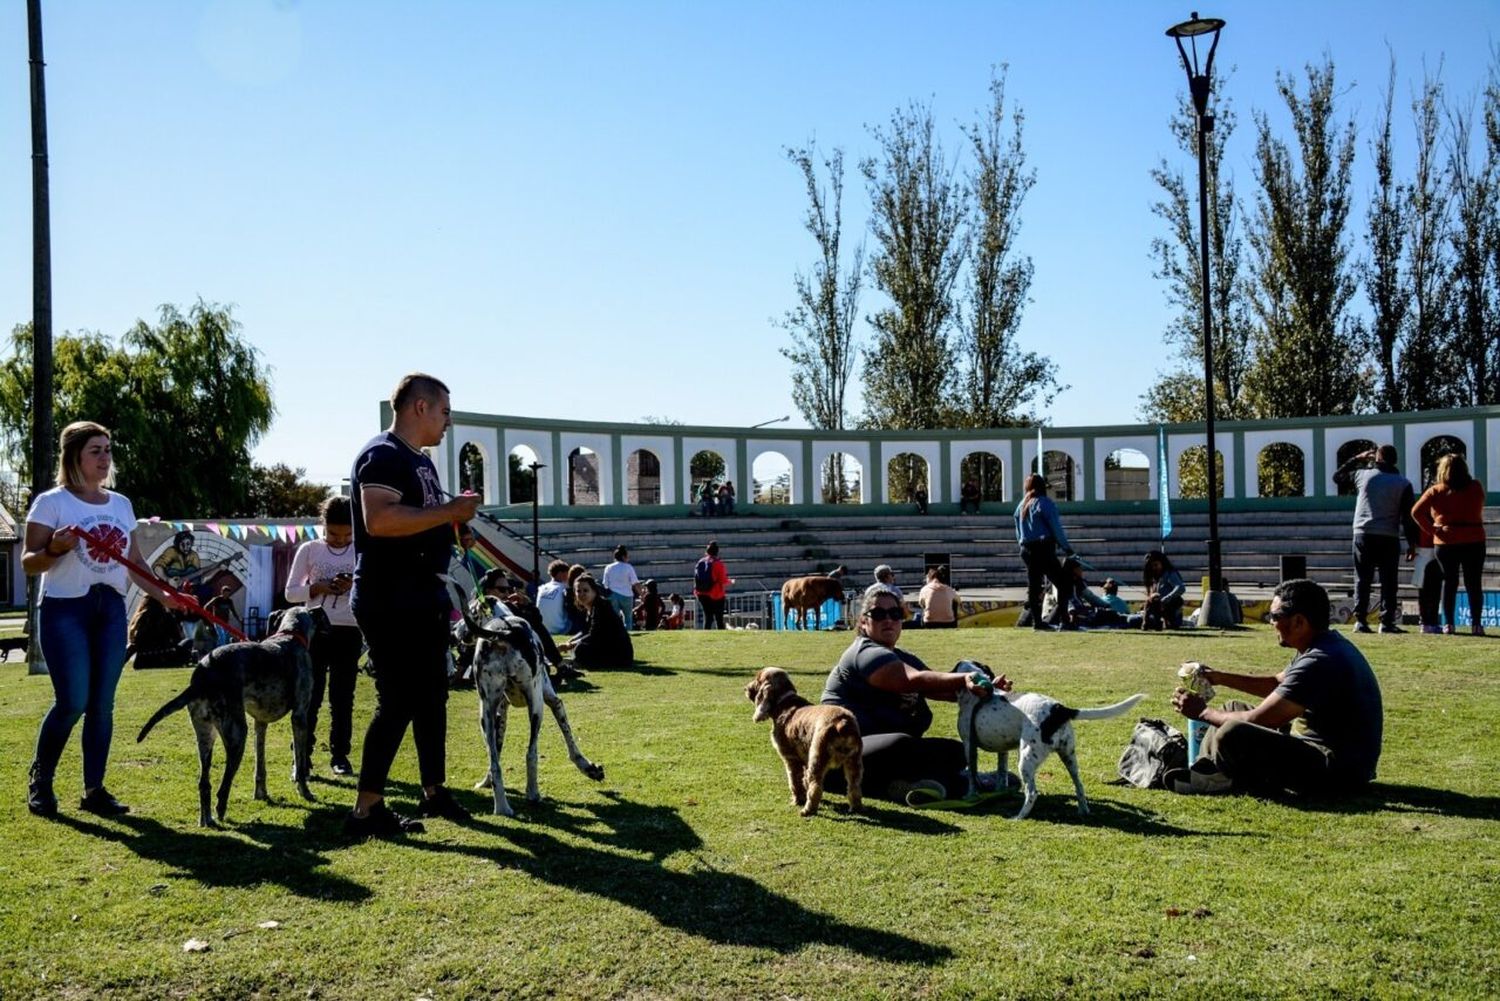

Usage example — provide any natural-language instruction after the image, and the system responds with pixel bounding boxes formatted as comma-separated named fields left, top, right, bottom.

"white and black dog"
left=137, top=607, right=328, bottom=827
left=447, top=582, right=604, bottom=816
left=955, top=660, right=1144, bottom=820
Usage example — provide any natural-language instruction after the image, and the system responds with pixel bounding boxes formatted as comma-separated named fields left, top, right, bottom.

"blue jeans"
left=34, top=585, right=128, bottom=789
left=609, top=591, right=634, bottom=627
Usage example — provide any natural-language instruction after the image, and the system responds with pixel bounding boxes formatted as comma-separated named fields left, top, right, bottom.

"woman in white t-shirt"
left=283, top=495, right=362, bottom=776
left=23, top=421, right=190, bottom=818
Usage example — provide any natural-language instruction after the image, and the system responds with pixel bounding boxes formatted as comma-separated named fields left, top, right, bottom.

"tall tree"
left=778, top=143, right=864, bottom=436
left=1360, top=57, right=1411, bottom=412
left=860, top=100, right=967, bottom=430
left=1243, top=59, right=1367, bottom=417
left=1446, top=59, right=1500, bottom=407
left=245, top=463, right=330, bottom=517
left=1144, top=84, right=1254, bottom=423
left=1400, top=65, right=1457, bottom=410
left=952, top=68, right=1061, bottom=430
left=0, top=301, right=274, bottom=517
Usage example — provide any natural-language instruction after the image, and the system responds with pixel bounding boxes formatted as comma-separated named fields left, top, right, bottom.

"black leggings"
left=1021, top=540, right=1071, bottom=626
left=308, top=624, right=364, bottom=759
left=822, top=732, right=968, bottom=800
left=1436, top=542, right=1486, bottom=628
left=698, top=595, right=726, bottom=630
left=354, top=603, right=450, bottom=795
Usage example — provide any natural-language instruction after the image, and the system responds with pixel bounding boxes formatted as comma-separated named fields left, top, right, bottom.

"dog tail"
left=136, top=657, right=212, bottom=742
left=832, top=715, right=860, bottom=741
left=1072, top=693, right=1147, bottom=722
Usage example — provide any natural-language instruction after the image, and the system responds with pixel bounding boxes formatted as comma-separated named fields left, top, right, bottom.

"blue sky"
left=2, top=1, right=1496, bottom=490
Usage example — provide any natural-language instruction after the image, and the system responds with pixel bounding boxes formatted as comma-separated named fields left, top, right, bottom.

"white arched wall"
left=884, top=441, right=942, bottom=501
left=1166, top=433, right=1236, bottom=499
left=1490, top=417, right=1500, bottom=489
left=810, top=440, right=872, bottom=504
left=619, top=434, right=677, bottom=505
left=1323, top=425, right=1390, bottom=495
left=450, top=426, right=501, bottom=503
left=951, top=440, right=1009, bottom=502
left=1093, top=435, right=1158, bottom=501
left=502, top=430, right=554, bottom=506
left=1243, top=428, right=1314, bottom=497
left=1405, top=419, right=1475, bottom=491
left=681, top=436, right=738, bottom=501
left=1020, top=437, right=1084, bottom=501
left=748, top=441, right=803, bottom=505
left=560, top=431, right=613, bottom=507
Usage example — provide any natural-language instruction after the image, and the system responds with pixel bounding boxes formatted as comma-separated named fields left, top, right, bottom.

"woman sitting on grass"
left=561, top=573, right=633, bottom=670
left=818, top=585, right=1006, bottom=805
left=1131, top=550, right=1186, bottom=630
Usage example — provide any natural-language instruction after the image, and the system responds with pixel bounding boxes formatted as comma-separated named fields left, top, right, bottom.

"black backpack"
left=1116, top=718, right=1188, bottom=789
left=694, top=556, right=716, bottom=592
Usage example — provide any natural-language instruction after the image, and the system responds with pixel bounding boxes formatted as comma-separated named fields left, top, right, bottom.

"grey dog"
left=137, top=607, right=329, bottom=827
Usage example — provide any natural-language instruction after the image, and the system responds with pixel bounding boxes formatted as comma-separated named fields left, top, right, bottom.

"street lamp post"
left=529, top=461, right=545, bottom=590
left=1166, top=11, right=1235, bottom=627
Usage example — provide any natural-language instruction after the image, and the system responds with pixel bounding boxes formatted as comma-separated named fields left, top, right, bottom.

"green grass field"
left=2, top=625, right=1498, bottom=1000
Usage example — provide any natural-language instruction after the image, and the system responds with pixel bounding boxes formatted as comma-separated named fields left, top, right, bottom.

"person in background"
left=1411, top=453, right=1487, bottom=636
left=1014, top=473, right=1074, bottom=631
left=917, top=566, right=959, bottom=628
left=563, top=563, right=588, bottom=633
left=717, top=481, right=736, bottom=515
left=534, top=559, right=572, bottom=636
left=693, top=541, right=732, bottom=629
left=635, top=579, right=665, bottom=630
left=1332, top=445, right=1418, bottom=634
left=1100, top=577, right=1130, bottom=616
left=1132, top=550, right=1186, bottom=631
left=601, top=545, right=641, bottom=628
left=23, top=420, right=193, bottom=818
left=561, top=573, right=634, bottom=669
left=912, top=483, right=929, bottom=515
left=959, top=478, right=982, bottom=515
left=1408, top=525, right=1444, bottom=634
left=284, top=495, right=363, bottom=776
left=202, top=585, right=243, bottom=649
left=661, top=593, right=686, bottom=630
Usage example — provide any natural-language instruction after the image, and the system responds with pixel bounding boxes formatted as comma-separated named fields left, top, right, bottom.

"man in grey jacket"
left=1332, top=445, right=1418, bottom=633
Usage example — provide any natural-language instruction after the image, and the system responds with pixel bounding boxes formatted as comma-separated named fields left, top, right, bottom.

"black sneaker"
left=27, top=763, right=57, bottom=818
left=343, top=801, right=424, bottom=839
left=417, top=786, right=472, bottom=822
left=1379, top=624, right=1405, bottom=634
left=329, top=755, right=354, bottom=776
left=1353, top=622, right=1373, bottom=634
left=78, top=788, right=130, bottom=816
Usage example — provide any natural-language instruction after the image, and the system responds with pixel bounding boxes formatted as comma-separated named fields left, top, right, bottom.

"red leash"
left=69, top=524, right=251, bottom=642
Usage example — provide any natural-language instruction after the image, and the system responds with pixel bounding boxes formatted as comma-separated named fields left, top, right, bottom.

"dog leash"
left=67, top=524, right=251, bottom=642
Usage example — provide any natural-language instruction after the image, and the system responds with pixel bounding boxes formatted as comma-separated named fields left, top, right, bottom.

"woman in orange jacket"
left=1411, top=454, right=1487, bottom=636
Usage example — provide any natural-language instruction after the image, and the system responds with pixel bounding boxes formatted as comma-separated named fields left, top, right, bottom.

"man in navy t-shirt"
left=1171, top=578, right=1384, bottom=796
left=344, top=372, right=481, bottom=839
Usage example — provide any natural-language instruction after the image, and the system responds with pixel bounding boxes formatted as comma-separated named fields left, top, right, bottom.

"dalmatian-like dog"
left=955, top=660, right=1144, bottom=820
left=447, top=581, right=604, bottom=816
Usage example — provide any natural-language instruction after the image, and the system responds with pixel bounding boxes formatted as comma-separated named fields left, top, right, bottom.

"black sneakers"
left=417, top=786, right=472, bottom=822
left=343, top=801, right=425, bottom=839
left=78, top=788, right=130, bottom=816
left=27, top=763, right=56, bottom=818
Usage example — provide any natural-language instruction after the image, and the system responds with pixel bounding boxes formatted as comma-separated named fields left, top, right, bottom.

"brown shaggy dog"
left=745, top=667, right=863, bottom=816
left=780, top=575, right=846, bottom=630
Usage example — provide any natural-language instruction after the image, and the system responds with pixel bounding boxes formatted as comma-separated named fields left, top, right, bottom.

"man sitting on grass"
left=1169, top=578, right=1383, bottom=796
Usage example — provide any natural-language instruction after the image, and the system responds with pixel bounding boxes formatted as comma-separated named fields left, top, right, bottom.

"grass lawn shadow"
left=50, top=808, right=371, bottom=902
left=403, top=791, right=954, bottom=963
left=1276, top=781, right=1500, bottom=820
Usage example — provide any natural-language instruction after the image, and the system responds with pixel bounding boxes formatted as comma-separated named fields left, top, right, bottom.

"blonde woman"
left=1411, top=454, right=1488, bottom=636
left=23, top=421, right=188, bottom=817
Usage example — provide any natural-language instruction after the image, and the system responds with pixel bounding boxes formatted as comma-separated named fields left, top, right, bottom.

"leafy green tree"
left=952, top=68, right=1060, bottom=432
left=508, top=452, right=536, bottom=503
left=779, top=143, right=863, bottom=437
left=1399, top=66, right=1458, bottom=410
left=860, top=100, right=967, bottom=430
left=1360, top=58, right=1411, bottom=413
left=245, top=463, right=330, bottom=517
left=1145, top=82, right=1254, bottom=423
left=1446, top=61, right=1500, bottom=407
left=0, top=301, right=274, bottom=517
left=1243, top=59, right=1368, bottom=418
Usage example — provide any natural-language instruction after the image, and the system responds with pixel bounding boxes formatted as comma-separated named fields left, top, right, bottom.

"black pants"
left=1021, top=540, right=1071, bottom=627
left=1203, top=719, right=1353, bottom=795
left=354, top=603, right=449, bottom=796
left=1436, top=542, right=1486, bottom=628
left=1417, top=555, right=1444, bottom=627
left=1353, top=533, right=1401, bottom=627
left=822, top=732, right=968, bottom=800
left=699, top=595, right=726, bottom=629
left=308, top=624, right=363, bottom=759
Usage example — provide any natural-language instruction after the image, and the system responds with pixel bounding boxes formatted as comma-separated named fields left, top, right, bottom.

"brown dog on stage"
left=745, top=667, right=862, bottom=817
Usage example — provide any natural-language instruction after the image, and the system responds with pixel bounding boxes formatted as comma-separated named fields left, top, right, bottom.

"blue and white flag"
left=1157, top=425, right=1173, bottom=540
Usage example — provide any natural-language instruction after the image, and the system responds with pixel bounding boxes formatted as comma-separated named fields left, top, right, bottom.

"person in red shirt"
left=692, top=541, right=733, bottom=629
left=1411, top=453, right=1487, bottom=636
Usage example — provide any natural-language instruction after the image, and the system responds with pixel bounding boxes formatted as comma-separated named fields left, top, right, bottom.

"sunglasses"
left=865, top=607, right=904, bottom=623
left=1268, top=608, right=1295, bottom=622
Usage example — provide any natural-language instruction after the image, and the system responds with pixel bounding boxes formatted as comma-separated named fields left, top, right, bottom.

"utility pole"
left=26, top=0, right=54, bottom=675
